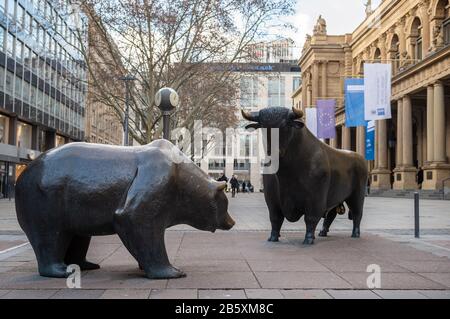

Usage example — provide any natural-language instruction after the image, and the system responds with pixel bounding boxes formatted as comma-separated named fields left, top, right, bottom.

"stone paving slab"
left=198, top=290, right=246, bottom=299
left=100, top=289, right=151, bottom=299
left=326, top=290, right=381, bottom=299
left=150, top=289, right=197, bottom=299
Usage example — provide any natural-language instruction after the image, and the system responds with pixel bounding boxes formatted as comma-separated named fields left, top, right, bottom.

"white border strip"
left=0, top=242, right=29, bottom=255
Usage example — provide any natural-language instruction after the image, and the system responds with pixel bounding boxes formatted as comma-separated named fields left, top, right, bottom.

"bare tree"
left=71, top=0, right=295, bottom=145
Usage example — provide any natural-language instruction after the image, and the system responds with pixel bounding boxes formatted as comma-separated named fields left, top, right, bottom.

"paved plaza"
left=0, top=195, right=449, bottom=299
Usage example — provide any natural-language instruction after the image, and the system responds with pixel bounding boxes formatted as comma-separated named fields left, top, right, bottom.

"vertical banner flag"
left=305, top=107, right=318, bottom=137
left=317, top=99, right=336, bottom=139
left=364, top=63, right=392, bottom=120
left=365, top=120, right=375, bottom=161
left=345, top=78, right=366, bottom=127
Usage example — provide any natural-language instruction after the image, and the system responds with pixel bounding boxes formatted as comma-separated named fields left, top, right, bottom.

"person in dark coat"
left=217, top=173, right=228, bottom=192
left=417, top=168, right=424, bottom=189
left=242, top=181, right=247, bottom=193
left=230, top=175, right=239, bottom=198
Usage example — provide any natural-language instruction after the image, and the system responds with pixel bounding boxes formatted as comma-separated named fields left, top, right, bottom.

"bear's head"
left=152, top=139, right=235, bottom=232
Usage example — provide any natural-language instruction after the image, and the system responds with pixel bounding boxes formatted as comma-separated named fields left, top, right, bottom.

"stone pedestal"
left=371, top=169, right=391, bottom=190
left=422, top=163, right=450, bottom=190
left=393, top=167, right=418, bottom=190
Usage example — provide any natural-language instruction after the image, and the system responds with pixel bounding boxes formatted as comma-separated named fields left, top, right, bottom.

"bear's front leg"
left=115, top=215, right=185, bottom=279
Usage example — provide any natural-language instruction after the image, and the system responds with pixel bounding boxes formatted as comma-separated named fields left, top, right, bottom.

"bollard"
left=414, top=192, right=420, bottom=238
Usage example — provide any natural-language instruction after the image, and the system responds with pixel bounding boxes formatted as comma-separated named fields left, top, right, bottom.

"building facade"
left=83, top=6, right=123, bottom=145
left=0, top=0, right=87, bottom=197
left=296, top=0, right=450, bottom=192
left=202, top=62, right=301, bottom=191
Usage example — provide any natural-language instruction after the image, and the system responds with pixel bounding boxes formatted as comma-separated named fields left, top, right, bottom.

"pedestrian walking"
left=217, top=172, right=228, bottom=192
left=230, top=175, right=239, bottom=198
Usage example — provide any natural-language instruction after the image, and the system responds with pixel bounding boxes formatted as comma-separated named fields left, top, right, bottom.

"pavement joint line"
left=0, top=242, right=29, bottom=255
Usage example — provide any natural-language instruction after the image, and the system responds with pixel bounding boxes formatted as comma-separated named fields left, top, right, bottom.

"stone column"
left=402, top=95, right=413, bottom=167
left=378, top=120, right=388, bottom=169
left=433, top=81, right=446, bottom=163
left=372, top=120, right=391, bottom=189
left=321, top=61, right=327, bottom=98
left=395, top=95, right=417, bottom=189
left=342, top=126, right=351, bottom=150
left=330, top=138, right=337, bottom=149
left=423, top=81, right=450, bottom=190
left=396, top=99, right=403, bottom=167
left=426, top=85, right=434, bottom=163
left=374, top=122, right=379, bottom=168
left=312, top=62, right=319, bottom=106
left=301, top=72, right=308, bottom=108
left=357, top=126, right=365, bottom=157
left=393, top=99, right=403, bottom=190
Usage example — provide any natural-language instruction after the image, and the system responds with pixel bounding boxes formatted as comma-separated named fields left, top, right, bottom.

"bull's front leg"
left=303, top=204, right=324, bottom=245
left=268, top=206, right=284, bottom=242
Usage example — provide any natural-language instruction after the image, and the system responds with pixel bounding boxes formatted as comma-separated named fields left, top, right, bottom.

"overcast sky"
left=276, top=0, right=383, bottom=55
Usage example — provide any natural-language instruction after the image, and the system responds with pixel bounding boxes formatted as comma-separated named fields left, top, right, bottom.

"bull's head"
left=242, top=106, right=304, bottom=130
left=242, top=107, right=305, bottom=158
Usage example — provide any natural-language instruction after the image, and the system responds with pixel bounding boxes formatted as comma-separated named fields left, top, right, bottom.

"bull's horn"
left=241, top=109, right=259, bottom=122
left=215, top=181, right=227, bottom=192
left=292, top=106, right=304, bottom=119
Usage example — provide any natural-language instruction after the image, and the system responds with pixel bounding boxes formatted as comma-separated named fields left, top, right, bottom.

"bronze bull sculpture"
left=242, top=107, right=368, bottom=245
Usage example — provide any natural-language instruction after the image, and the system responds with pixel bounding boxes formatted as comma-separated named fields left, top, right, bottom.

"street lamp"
left=155, top=87, right=179, bottom=140
left=119, top=75, right=136, bottom=146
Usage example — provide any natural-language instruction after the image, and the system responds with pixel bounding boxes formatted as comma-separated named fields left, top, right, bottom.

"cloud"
left=268, top=0, right=383, bottom=57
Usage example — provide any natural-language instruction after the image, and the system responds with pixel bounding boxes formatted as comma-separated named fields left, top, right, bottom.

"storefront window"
left=0, top=115, right=9, bottom=144
left=56, top=134, right=65, bottom=147
left=16, top=121, right=32, bottom=149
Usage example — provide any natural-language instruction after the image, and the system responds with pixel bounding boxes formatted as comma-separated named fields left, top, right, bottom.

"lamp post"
left=155, top=87, right=179, bottom=140
left=119, top=75, right=136, bottom=146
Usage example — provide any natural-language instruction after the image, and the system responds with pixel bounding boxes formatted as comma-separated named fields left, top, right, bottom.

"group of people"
left=217, top=174, right=254, bottom=198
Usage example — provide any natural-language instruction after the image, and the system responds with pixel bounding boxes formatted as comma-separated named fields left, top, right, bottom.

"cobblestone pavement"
left=0, top=195, right=449, bottom=299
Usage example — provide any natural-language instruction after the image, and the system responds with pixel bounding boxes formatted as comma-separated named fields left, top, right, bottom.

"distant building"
left=295, top=0, right=450, bottom=192
left=248, top=38, right=296, bottom=63
left=0, top=0, right=87, bottom=197
left=201, top=49, right=301, bottom=191
left=83, top=5, right=124, bottom=145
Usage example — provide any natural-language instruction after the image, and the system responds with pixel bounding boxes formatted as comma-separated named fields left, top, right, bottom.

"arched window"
left=373, top=48, right=382, bottom=62
left=411, top=17, right=423, bottom=61
left=435, top=0, right=450, bottom=45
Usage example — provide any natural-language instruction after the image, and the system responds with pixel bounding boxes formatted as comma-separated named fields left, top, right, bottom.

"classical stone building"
left=84, top=6, right=124, bottom=145
left=295, top=0, right=450, bottom=192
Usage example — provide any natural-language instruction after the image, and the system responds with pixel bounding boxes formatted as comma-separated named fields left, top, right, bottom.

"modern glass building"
left=0, top=0, right=87, bottom=198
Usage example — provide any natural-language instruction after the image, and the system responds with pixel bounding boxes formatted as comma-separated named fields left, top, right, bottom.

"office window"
left=0, top=27, right=4, bottom=51
left=268, top=76, right=285, bottom=107
left=25, top=13, right=31, bottom=34
left=0, top=115, right=9, bottom=144
left=16, top=39, right=23, bottom=61
left=6, top=32, right=14, bottom=57
left=17, top=5, right=24, bottom=29
left=293, top=76, right=301, bottom=91
left=16, top=121, right=32, bottom=149
left=6, top=0, right=14, bottom=19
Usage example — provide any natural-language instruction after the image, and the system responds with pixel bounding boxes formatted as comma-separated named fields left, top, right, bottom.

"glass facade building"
left=0, top=0, right=87, bottom=198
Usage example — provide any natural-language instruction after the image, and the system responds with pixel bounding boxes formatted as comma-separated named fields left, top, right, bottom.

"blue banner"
left=365, top=120, right=375, bottom=161
left=345, top=78, right=366, bottom=127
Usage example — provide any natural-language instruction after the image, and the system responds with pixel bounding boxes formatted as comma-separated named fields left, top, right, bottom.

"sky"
left=276, top=0, right=383, bottom=56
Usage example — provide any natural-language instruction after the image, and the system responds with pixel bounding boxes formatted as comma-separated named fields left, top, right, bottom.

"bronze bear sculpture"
left=242, top=107, right=368, bottom=245
left=15, top=139, right=235, bottom=279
